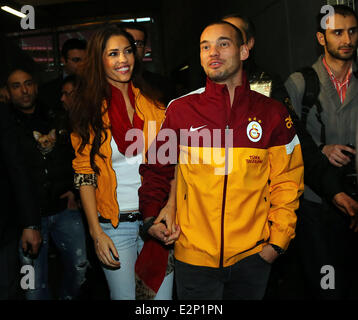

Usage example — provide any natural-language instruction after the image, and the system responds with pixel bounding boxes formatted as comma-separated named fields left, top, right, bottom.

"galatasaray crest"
left=247, top=118, right=262, bottom=143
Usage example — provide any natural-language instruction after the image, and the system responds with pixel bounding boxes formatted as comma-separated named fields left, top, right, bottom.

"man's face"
left=200, top=24, right=245, bottom=84
left=7, top=70, right=37, bottom=113
left=318, top=13, right=358, bottom=61
left=125, top=28, right=146, bottom=61
left=63, top=48, right=86, bottom=75
left=61, top=82, right=75, bottom=110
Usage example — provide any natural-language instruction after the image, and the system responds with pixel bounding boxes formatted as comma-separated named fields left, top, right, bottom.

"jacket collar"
left=204, top=71, right=250, bottom=101
left=315, top=55, right=358, bottom=109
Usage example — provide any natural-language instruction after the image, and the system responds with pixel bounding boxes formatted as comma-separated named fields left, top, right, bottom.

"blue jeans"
left=19, top=209, right=88, bottom=300
left=100, top=219, right=173, bottom=300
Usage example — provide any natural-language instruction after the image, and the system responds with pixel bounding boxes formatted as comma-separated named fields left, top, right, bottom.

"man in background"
left=0, top=101, right=41, bottom=300
left=39, top=38, right=86, bottom=111
left=285, top=4, right=358, bottom=299
left=118, top=22, right=176, bottom=105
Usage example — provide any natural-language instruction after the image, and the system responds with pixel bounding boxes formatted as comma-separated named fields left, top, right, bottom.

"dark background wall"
left=0, top=0, right=343, bottom=90
left=159, top=0, right=327, bottom=90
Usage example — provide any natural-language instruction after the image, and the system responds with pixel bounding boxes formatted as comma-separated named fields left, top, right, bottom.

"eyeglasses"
left=134, top=40, right=145, bottom=48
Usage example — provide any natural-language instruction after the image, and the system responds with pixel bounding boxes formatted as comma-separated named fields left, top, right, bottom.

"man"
left=56, top=75, right=78, bottom=145
left=285, top=4, right=358, bottom=299
left=6, top=67, right=88, bottom=300
left=60, top=38, right=86, bottom=77
left=118, top=22, right=147, bottom=61
left=222, top=13, right=282, bottom=98
left=139, top=21, right=304, bottom=300
left=38, top=38, right=86, bottom=111
left=0, top=102, right=41, bottom=300
left=60, top=75, right=76, bottom=112
left=118, top=22, right=176, bottom=105
left=224, top=12, right=358, bottom=298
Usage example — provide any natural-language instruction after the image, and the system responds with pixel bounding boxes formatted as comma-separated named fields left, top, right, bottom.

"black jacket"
left=11, top=103, right=75, bottom=216
left=0, top=103, right=40, bottom=248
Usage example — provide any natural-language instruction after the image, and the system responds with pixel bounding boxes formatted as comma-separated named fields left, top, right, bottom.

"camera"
left=340, top=144, right=358, bottom=200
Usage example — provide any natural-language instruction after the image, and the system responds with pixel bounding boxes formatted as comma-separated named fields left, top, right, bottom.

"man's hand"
left=154, top=202, right=176, bottom=234
left=322, top=144, right=355, bottom=167
left=60, top=191, right=78, bottom=210
left=21, top=228, right=42, bottom=257
left=148, top=220, right=181, bottom=246
left=332, top=192, right=358, bottom=232
left=259, top=245, right=279, bottom=264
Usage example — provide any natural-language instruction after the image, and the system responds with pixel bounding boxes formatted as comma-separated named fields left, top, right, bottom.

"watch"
left=270, top=244, right=285, bottom=255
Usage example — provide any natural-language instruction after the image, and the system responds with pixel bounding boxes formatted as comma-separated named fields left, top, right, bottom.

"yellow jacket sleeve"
left=268, top=131, right=304, bottom=250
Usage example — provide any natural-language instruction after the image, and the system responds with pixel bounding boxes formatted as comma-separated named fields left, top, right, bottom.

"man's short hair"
left=6, top=65, right=37, bottom=85
left=117, top=22, right=148, bottom=45
left=203, top=21, right=244, bottom=47
left=316, top=4, right=358, bottom=34
left=62, top=74, right=78, bottom=88
left=61, top=38, right=87, bottom=59
left=221, top=13, right=256, bottom=42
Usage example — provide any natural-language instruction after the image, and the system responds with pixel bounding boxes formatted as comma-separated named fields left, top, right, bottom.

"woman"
left=70, top=25, right=177, bottom=300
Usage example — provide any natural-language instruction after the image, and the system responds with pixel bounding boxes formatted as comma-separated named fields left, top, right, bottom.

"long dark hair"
left=70, top=24, right=163, bottom=174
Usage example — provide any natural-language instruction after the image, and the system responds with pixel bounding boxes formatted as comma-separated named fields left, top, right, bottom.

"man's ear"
left=240, top=44, right=249, bottom=61
left=316, top=31, right=326, bottom=47
left=247, top=37, right=255, bottom=51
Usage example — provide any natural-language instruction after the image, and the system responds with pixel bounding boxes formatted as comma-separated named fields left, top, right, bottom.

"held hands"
left=332, top=192, right=358, bottom=232
left=147, top=203, right=181, bottom=246
left=93, top=231, right=121, bottom=268
left=322, top=144, right=356, bottom=167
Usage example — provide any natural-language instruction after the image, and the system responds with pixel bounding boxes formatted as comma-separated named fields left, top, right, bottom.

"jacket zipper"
left=219, top=124, right=230, bottom=268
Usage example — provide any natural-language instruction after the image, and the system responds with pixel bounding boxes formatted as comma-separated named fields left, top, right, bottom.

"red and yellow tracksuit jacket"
left=139, top=75, right=304, bottom=268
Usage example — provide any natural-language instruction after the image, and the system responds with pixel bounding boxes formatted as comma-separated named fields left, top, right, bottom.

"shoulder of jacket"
left=167, top=87, right=206, bottom=112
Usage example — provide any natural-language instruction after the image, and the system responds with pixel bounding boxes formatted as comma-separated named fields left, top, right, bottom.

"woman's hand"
left=93, top=231, right=121, bottom=268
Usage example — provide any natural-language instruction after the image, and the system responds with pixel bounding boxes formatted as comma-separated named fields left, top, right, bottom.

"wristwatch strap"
left=270, top=244, right=285, bottom=255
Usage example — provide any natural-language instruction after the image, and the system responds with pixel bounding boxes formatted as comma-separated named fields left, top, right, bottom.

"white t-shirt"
left=110, top=138, right=142, bottom=212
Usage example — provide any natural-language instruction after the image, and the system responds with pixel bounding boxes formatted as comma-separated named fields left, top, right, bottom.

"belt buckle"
left=127, top=213, right=137, bottom=222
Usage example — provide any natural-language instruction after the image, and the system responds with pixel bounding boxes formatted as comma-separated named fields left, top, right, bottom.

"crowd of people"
left=1, top=4, right=358, bottom=301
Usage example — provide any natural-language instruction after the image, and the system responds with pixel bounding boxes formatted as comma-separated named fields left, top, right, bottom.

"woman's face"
left=102, top=35, right=135, bottom=86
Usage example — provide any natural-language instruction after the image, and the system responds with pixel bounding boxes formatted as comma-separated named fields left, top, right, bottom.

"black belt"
left=98, top=212, right=143, bottom=224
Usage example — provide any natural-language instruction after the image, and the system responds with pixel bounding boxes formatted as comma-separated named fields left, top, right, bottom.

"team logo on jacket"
left=247, top=118, right=262, bottom=143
